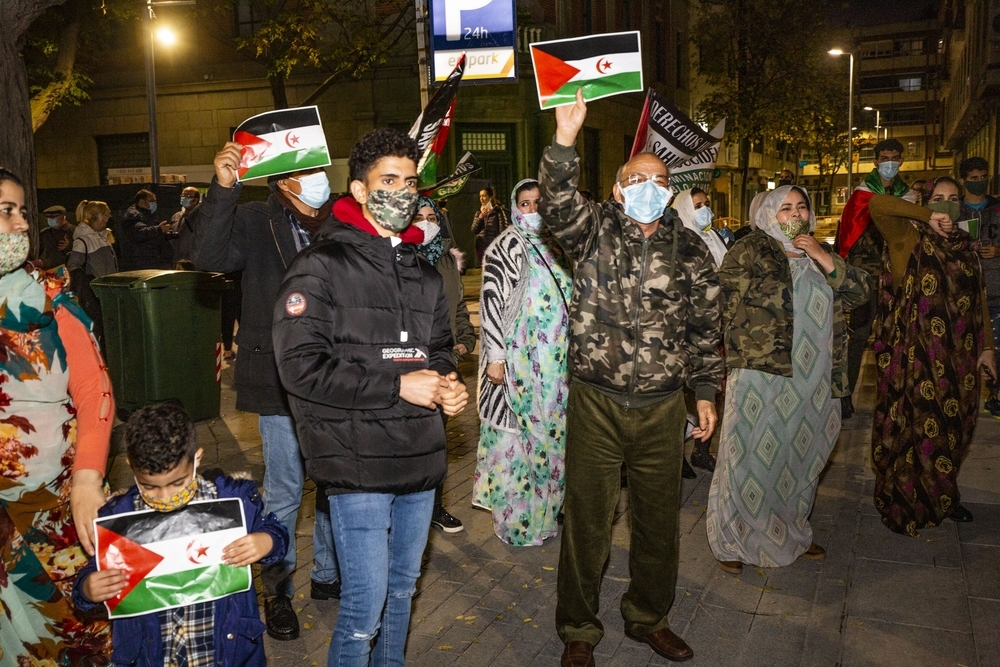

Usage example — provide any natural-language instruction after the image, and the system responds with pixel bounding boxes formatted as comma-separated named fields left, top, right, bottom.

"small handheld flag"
left=233, top=106, right=331, bottom=182
left=95, top=498, right=252, bottom=618
left=410, top=55, right=467, bottom=188
left=420, top=151, right=481, bottom=200
left=529, top=31, right=643, bottom=109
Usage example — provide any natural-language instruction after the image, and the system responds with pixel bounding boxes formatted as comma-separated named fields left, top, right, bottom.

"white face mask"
left=694, top=206, right=714, bottom=231
left=290, top=172, right=331, bottom=209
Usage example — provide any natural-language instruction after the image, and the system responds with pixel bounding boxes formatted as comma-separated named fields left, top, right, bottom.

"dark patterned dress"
left=872, top=223, right=986, bottom=536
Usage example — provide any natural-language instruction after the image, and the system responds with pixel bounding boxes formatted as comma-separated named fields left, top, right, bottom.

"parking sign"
left=429, top=0, right=518, bottom=84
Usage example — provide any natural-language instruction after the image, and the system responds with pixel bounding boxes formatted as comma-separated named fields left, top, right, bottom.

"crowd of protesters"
left=2, top=88, right=999, bottom=666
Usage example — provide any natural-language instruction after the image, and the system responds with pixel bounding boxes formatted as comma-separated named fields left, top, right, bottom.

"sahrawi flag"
left=95, top=498, right=251, bottom=618
left=234, top=106, right=331, bottom=182
left=630, top=88, right=726, bottom=192
left=530, top=31, right=643, bottom=109
left=410, top=54, right=466, bottom=188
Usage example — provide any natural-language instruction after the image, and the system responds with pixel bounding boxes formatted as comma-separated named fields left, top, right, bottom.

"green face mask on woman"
left=927, top=200, right=961, bottom=223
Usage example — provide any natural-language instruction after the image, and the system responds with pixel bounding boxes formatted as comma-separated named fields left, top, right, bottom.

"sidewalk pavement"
left=106, top=347, right=1000, bottom=667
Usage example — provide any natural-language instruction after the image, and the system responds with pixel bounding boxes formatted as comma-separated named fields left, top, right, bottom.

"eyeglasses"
left=619, top=172, right=670, bottom=188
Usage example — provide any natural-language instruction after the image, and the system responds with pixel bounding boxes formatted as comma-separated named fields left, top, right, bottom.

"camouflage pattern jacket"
left=720, top=229, right=873, bottom=398
left=538, top=141, right=723, bottom=405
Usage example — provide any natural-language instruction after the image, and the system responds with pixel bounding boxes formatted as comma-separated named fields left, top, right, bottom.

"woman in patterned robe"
left=0, top=168, right=114, bottom=664
left=707, top=186, right=871, bottom=573
left=868, top=177, right=997, bottom=535
left=473, top=179, right=573, bottom=546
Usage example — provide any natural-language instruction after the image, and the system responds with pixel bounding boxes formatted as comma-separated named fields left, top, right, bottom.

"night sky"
left=828, top=0, right=940, bottom=27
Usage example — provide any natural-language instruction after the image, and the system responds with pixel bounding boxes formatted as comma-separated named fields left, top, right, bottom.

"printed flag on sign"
left=233, top=106, right=331, bottom=182
left=410, top=54, right=467, bottom=189
left=630, top=88, right=726, bottom=192
left=95, top=498, right=252, bottom=618
left=530, top=31, right=643, bottom=109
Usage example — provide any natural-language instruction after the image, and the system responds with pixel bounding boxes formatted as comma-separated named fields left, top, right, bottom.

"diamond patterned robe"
left=707, top=257, right=841, bottom=567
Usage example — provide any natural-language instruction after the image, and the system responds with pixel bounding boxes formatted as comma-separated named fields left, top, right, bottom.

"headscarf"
left=747, top=191, right=768, bottom=230
left=414, top=195, right=444, bottom=264
left=753, top=185, right=817, bottom=254
left=672, top=190, right=728, bottom=267
left=510, top=178, right=544, bottom=234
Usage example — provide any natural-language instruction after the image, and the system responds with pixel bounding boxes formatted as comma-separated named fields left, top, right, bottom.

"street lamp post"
left=864, top=106, right=886, bottom=140
left=829, top=49, right=854, bottom=192
left=142, top=0, right=194, bottom=186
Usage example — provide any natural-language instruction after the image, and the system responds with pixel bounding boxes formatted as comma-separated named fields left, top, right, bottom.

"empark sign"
left=429, top=0, right=518, bottom=84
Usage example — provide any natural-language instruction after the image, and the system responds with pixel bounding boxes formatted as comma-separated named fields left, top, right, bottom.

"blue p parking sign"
left=429, top=0, right=518, bottom=84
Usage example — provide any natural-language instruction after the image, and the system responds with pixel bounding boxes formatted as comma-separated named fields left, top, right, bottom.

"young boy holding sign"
left=72, top=403, right=288, bottom=667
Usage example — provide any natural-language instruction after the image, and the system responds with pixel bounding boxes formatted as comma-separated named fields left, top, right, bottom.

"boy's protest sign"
left=233, top=106, right=331, bottom=182
left=95, top=498, right=251, bottom=618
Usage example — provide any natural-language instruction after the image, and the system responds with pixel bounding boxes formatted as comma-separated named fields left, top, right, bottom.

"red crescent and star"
left=186, top=540, right=211, bottom=564
left=596, top=58, right=612, bottom=73
left=284, top=132, right=300, bottom=148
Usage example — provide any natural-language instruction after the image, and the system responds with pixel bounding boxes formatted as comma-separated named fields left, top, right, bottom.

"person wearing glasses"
left=835, top=139, right=917, bottom=420
left=539, top=90, right=723, bottom=667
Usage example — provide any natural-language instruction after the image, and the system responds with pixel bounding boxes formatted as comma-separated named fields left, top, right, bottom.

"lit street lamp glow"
left=156, top=26, right=177, bottom=46
left=828, top=49, right=844, bottom=56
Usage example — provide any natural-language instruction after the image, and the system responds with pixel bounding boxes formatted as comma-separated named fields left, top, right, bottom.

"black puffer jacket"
left=119, top=205, right=173, bottom=270
left=193, top=180, right=303, bottom=415
left=272, top=208, right=456, bottom=495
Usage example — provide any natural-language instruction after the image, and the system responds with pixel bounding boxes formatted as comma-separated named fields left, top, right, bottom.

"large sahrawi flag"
left=95, top=498, right=251, bottom=618
left=630, top=88, right=726, bottom=191
left=233, top=106, right=331, bottom=182
left=410, top=54, right=466, bottom=189
left=530, top=31, right=643, bottom=109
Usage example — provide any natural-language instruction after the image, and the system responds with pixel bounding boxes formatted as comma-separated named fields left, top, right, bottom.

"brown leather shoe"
left=627, top=626, right=694, bottom=662
left=717, top=559, right=743, bottom=575
left=800, top=543, right=826, bottom=561
left=561, top=641, right=596, bottom=667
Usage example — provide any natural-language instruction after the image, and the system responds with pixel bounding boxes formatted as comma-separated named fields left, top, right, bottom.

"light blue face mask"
left=291, top=172, right=331, bottom=209
left=180, top=196, right=193, bottom=208
left=877, top=161, right=901, bottom=181
left=620, top=181, right=674, bottom=225
left=148, top=201, right=158, bottom=215
left=45, top=216, right=59, bottom=229
left=694, top=206, right=714, bottom=231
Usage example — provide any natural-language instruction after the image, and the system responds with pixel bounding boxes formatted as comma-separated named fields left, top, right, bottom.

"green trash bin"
left=91, top=270, right=231, bottom=422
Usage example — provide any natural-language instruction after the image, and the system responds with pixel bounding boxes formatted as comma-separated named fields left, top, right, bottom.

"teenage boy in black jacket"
left=272, top=128, right=469, bottom=666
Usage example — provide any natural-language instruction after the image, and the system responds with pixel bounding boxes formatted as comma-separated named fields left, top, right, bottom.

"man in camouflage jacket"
left=540, top=91, right=722, bottom=667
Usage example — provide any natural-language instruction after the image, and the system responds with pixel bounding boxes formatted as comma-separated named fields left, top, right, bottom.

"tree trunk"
left=269, top=72, right=289, bottom=109
left=739, top=138, right=751, bottom=222
left=30, top=0, right=82, bottom=131
left=0, top=0, right=71, bottom=252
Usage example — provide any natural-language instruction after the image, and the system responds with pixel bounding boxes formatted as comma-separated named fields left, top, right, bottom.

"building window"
left=96, top=133, right=150, bottom=185
left=899, top=76, right=923, bottom=91
left=235, top=0, right=265, bottom=38
left=859, top=73, right=924, bottom=93
left=895, top=38, right=926, bottom=55
left=461, top=132, right=507, bottom=152
left=966, top=122, right=990, bottom=161
left=884, top=106, right=927, bottom=126
left=861, top=40, right=893, bottom=59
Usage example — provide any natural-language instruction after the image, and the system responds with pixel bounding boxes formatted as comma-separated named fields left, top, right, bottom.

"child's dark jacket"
left=72, top=474, right=289, bottom=667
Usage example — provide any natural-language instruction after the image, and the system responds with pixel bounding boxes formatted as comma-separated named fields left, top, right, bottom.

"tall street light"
left=143, top=0, right=194, bottom=186
left=864, top=106, right=886, bottom=140
left=829, top=49, right=854, bottom=193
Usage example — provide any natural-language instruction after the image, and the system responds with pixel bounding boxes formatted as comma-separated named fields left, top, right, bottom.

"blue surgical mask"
left=520, top=212, right=544, bottom=231
left=694, top=206, right=714, bottom=231
left=148, top=201, right=158, bottom=215
left=621, top=181, right=674, bottom=224
left=291, top=172, right=331, bottom=209
left=180, top=196, right=193, bottom=208
left=877, top=161, right=901, bottom=181
left=45, top=216, right=59, bottom=229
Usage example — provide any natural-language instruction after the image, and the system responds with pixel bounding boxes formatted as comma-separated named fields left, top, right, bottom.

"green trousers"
left=555, top=381, right=685, bottom=646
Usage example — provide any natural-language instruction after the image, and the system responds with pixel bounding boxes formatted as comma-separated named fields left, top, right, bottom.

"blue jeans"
left=258, top=414, right=338, bottom=597
left=327, top=490, right=434, bottom=667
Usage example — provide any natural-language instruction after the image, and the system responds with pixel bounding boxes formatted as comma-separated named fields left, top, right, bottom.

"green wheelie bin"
left=91, top=270, right=231, bottom=422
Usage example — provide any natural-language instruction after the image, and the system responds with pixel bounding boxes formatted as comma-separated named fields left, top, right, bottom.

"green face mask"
left=927, top=200, right=961, bottom=222
left=965, top=180, right=988, bottom=197
left=367, top=189, right=420, bottom=233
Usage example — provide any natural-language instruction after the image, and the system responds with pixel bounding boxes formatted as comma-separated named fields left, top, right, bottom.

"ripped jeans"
left=327, top=489, right=434, bottom=667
